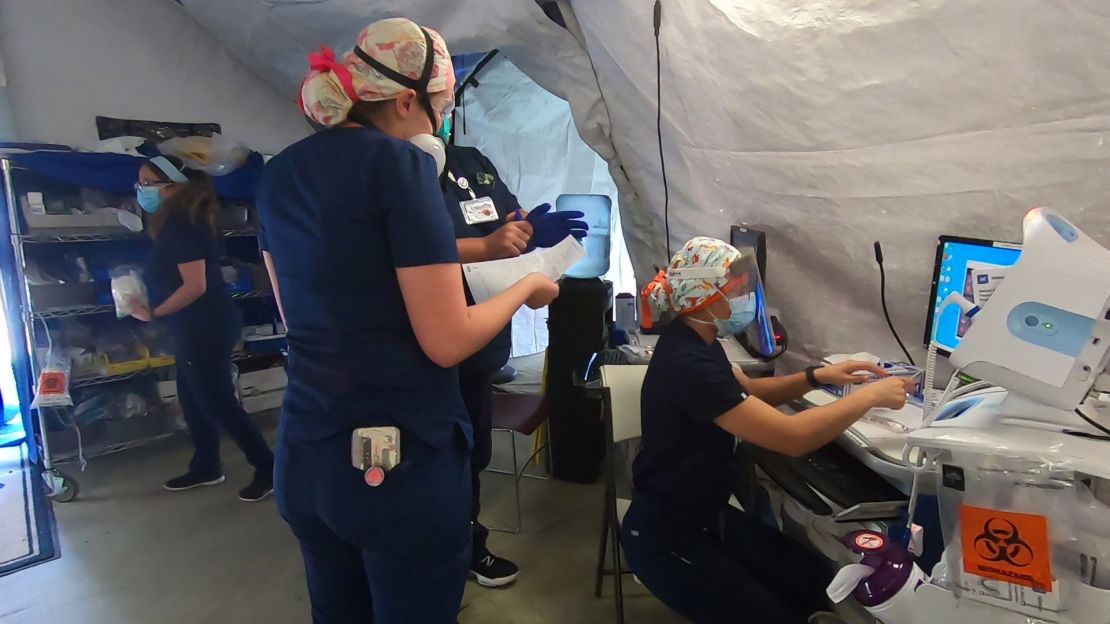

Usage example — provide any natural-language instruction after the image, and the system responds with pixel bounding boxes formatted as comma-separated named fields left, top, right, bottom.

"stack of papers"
left=825, top=352, right=882, bottom=365
left=462, top=236, right=586, bottom=303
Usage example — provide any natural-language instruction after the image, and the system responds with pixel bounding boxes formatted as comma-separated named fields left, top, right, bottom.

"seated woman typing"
left=621, top=237, right=912, bottom=624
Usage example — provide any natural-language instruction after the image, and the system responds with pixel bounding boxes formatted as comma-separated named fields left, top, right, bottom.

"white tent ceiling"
left=180, top=0, right=1110, bottom=364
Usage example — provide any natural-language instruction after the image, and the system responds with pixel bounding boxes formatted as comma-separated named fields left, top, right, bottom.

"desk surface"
left=631, top=332, right=776, bottom=375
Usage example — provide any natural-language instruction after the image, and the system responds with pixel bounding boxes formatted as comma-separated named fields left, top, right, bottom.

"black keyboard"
left=790, top=444, right=905, bottom=509
left=744, top=441, right=906, bottom=516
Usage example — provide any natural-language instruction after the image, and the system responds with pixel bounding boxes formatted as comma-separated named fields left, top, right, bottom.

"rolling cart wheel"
left=51, top=472, right=79, bottom=503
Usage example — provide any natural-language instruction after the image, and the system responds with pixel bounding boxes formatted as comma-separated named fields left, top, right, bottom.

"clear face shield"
left=669, top=252, right=776, bottom=355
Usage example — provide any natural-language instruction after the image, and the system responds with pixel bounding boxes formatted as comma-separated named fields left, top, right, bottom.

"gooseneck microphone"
left=875, top=241, right=916, bottom=366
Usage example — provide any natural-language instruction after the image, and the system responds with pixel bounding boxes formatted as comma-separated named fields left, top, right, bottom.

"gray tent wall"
left=453, top=53, right=635, bottom=356
left=0, top=51, right=15, bottom=141
left=181, top=0, right=641, bottom=358
left=563, top=0, right=1110, bottom=364
left=0, top=0, right=307, bottom=153
left=181, top=0, right=1110, bottom=364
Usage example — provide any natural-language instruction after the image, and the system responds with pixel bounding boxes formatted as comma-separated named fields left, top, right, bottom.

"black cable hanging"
left=654, top=0, right=670, bottom=260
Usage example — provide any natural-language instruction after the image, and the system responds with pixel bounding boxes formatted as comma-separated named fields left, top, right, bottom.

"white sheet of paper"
left=824, top=352, right=882, bottom=365
left=852, top=404, right=925, bottom=445
left=970, top=266, right=1008, bottom=307
left=463, top=236, right=586, bottom=303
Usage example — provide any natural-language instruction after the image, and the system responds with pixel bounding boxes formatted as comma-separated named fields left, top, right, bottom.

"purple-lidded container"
left=843, top=530, right=917, bottom=608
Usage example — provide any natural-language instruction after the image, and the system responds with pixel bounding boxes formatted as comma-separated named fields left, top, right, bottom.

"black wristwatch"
left=804, top=365, right=821, bottom=389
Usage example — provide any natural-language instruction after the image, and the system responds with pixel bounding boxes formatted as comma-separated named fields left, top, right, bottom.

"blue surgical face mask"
left=712, top=292, right=758, bottom=337
left=136, top=186, right=162, bottom=213
left=436, top=115, right=452, bottom=144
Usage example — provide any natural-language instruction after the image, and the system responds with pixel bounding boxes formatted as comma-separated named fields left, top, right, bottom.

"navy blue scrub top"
left=632, top=321, right=750, bottom=525
left=257, top=126, right=469, bottom=450
left=145, top=215, right=234, bottom=339
left=442, top=145, right=522, bottom=375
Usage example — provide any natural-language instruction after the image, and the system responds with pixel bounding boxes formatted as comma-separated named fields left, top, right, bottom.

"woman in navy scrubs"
left=131, top=155, right=274, bottom=502
left=441, top=142, right=588, bottom=587
left=256, top=19, right=559, bottom=624
left=624, top=237, right=912, bottom=624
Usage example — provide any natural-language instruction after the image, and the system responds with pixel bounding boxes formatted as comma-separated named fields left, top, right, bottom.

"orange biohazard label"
left=36, top=372, right=68, bottom=396
left=960, top=505, right=1052, bottom=592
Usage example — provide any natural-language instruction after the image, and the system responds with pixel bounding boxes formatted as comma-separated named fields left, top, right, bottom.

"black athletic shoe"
left=470, top=553, right=520, bottom=588
left=163, top=472, right=225, bottom=492
left=808, top=612, right=847, bottom=624
left=238, top=471, right=274, bottom=502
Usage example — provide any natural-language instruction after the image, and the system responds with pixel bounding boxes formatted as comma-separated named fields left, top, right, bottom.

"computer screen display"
left=924, top=236, right=1021, bottom=354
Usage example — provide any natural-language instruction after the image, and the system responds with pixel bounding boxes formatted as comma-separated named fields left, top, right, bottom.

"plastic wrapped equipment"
left=109, top=266, right=148, bottom=319
left=31, top=351, right=73, bottom=409
left=158, top=133, right=249, bottom=176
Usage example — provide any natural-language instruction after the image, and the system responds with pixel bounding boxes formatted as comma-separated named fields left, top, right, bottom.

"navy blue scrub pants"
left=275, top=427, right=472, bottom=624
left=174, top=320, right=273, bottom=477
left=458, top=366, right=493, bottom=564
left=621, top=498, right=833, bottom=624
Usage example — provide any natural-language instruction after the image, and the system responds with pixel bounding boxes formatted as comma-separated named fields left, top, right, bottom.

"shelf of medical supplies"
left=69, top=350, right=281, bottom=389
left=19, top=231, right=142, bottom=243
left=32, top=290, right=272, bottom=319
left=18, top=228, right=258, bottom=243
left=52, top=430, right=179, bottom=463
left=52, top=403, right=280, bottom=464
left=71, top=368, right=155, bottom=389
left=32, top=303, right=115, bottom=319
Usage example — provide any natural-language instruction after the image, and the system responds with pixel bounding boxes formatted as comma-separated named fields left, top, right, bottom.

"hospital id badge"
left=351, top=427, right=401, bottom=486
left=460, top=197, right=498, bottom=225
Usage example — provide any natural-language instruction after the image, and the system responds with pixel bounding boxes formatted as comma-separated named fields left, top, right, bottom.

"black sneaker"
left=808, top=612, right=847, bottom=624
left=238, top=471, right=274, bottom=502
left=470, top=553, right=519, bottom=588
left=163, top=472, right=225, bottom=492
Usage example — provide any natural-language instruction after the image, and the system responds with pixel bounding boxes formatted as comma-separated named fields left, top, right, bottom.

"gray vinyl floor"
left=0, top=414, right=684, bottom=624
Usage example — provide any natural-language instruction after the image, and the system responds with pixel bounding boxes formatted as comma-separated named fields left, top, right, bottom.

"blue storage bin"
left=244, top=334, right=288, bottom=354
left=222, top=262, right=252, bottom=294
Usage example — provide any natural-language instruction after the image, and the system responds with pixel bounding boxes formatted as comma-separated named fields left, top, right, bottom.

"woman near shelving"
left=130, top=155, right=274, bottom=502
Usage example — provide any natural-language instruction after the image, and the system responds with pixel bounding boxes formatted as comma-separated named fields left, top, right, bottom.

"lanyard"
left=446, top=171, right=476, bottom=201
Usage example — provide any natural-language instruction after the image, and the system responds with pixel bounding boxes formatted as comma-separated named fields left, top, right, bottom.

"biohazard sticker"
left=37, top=371, right=68, bottom=396
left=960, top=505, right=1052, bottom=591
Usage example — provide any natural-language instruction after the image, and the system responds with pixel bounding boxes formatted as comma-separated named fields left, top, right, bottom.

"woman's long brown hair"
left=145, top=155, right=218, bottom=239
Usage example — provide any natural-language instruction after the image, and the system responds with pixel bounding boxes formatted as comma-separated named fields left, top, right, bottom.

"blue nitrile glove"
left=517, top=203, right=589, bottom=249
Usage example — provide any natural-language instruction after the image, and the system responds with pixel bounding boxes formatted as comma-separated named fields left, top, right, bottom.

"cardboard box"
left=103, top=412, right=169, bottom=444
left=243, top=390, right=284, bottom=414
left=157, top=380, right=178, bottom=404
left=238, top=367, right=287, bottom=397
left=20, top=194, right=125, bottom=230
left=28, top=282, right=97, bottom=311
left=821, top=360, right=924, bottom=400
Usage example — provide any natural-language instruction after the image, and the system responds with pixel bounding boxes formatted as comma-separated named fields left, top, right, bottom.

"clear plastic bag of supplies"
left=158, top=133, right=248, bottom=176
left=109, top=265, right=148, bottom=319
left=92, top=327, right=146, bottom=367
left=932, top=450, right=1110, bottom=622
left=31, top=350, right=73, bottom=409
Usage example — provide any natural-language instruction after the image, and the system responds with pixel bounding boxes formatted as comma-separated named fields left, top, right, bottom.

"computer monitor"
left=730, top=226, right=767, bottom=286
left=924, top=236, right=1022, bottom=355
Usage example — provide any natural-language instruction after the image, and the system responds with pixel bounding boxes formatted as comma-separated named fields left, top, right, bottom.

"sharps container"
left=827, top=530, right=925, bottom=624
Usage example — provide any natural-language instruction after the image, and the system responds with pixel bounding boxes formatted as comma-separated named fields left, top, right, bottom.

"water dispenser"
left=556, top=194, right=611, bottom=279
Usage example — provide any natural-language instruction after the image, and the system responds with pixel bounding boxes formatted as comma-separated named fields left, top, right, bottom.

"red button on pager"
left=364, top=466, right=385, bottom=487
